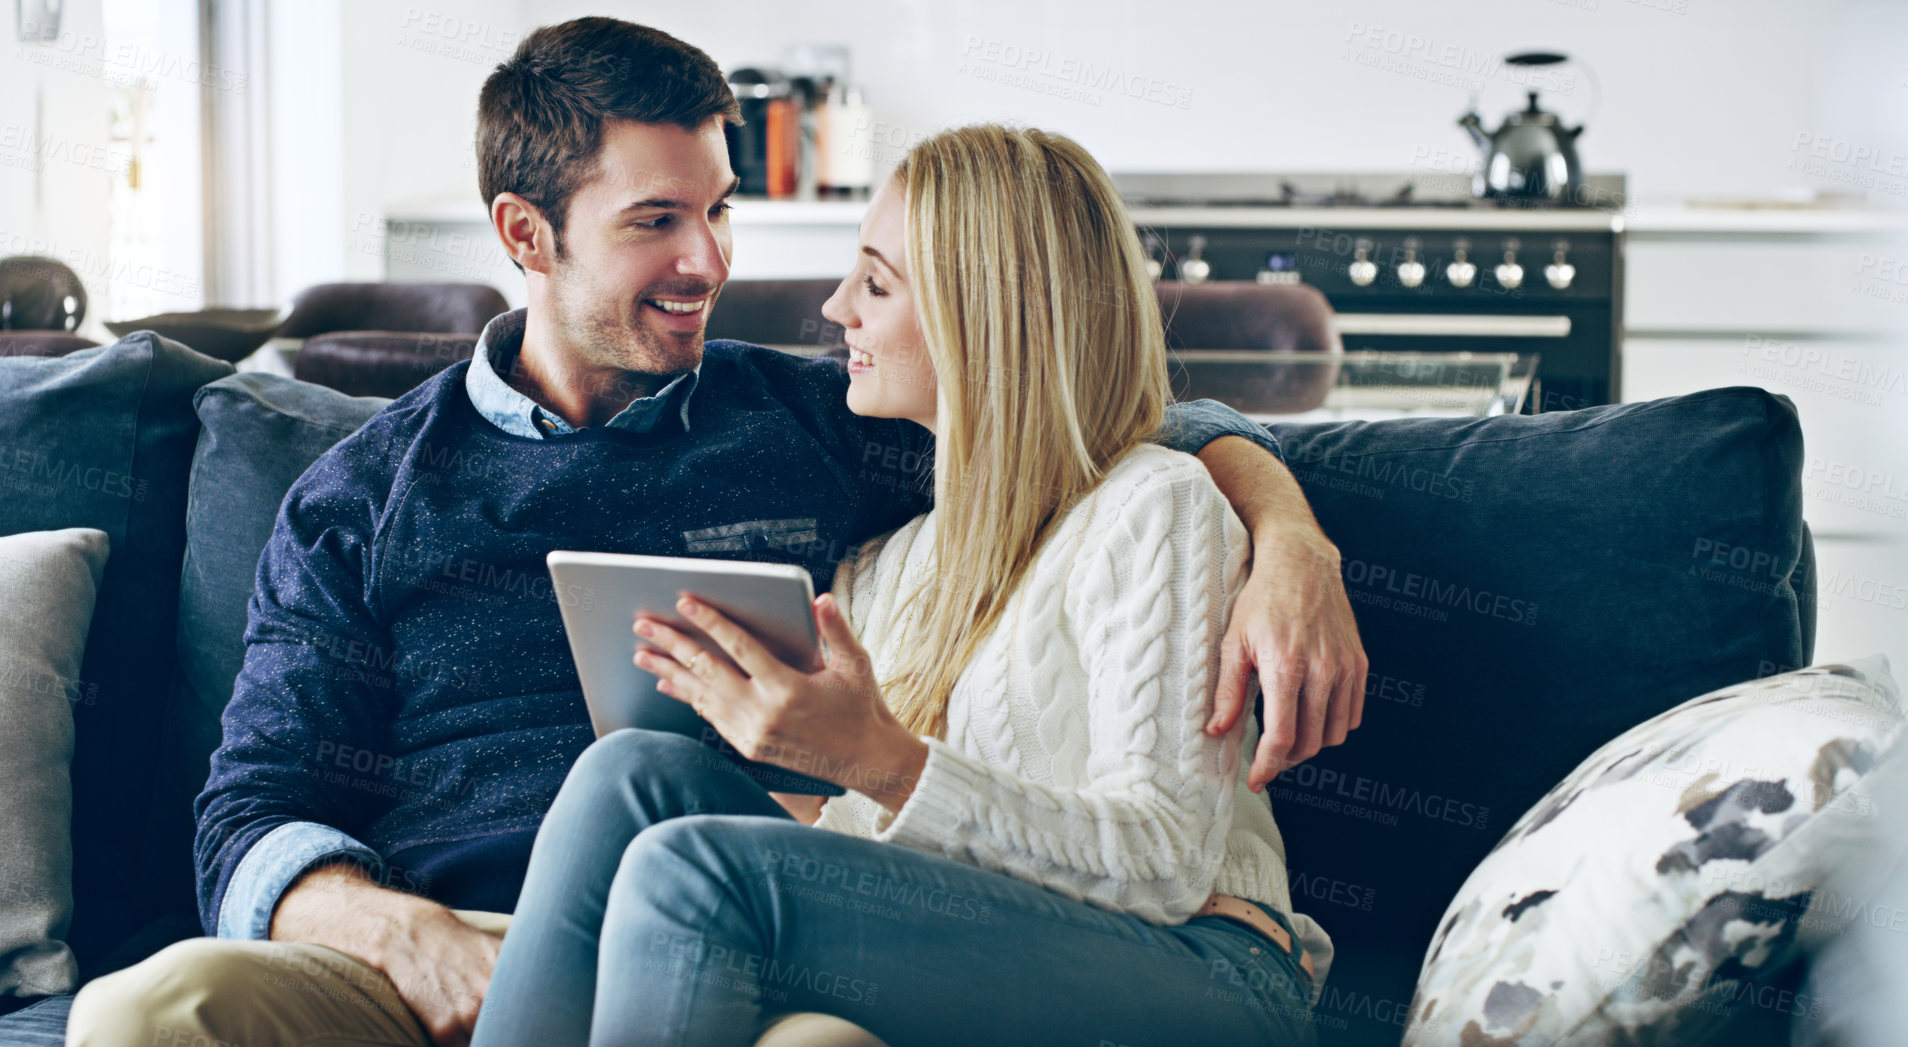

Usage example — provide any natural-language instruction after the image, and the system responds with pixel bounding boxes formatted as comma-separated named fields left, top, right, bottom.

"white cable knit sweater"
left=817, top=443, right=1331, bottom=973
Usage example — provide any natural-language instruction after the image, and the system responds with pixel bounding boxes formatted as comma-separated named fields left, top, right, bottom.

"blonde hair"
left=881, top=124, right=1170, bottom=739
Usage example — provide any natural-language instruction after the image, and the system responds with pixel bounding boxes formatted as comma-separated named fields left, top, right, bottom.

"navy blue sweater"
left=192, top=341, right=1280, bottom=932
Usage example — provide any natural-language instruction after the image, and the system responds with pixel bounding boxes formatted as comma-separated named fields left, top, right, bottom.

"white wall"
left=245, top=0, right=1908, bottom=312
left=332, top=0, right=522, bottom=295
left=248, top=0, right=522, bottom=307
left=14, top=2, right=1898, bottom=319
left=322, top=0, right=1902, bottom=309
left=267, top=0, right=347, bottom=306
left=142, top=0, right=206, bottom=318
left=0, top=0, right=118, bottom=339
left=507, top=0, right=1885, bottom=203
left=0, top=0, right=210, bottom=331
left=325, top=0, right=1904, bottom=308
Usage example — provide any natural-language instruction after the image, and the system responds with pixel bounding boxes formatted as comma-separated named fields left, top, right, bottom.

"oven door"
left=1329, top=304, right=1615, bottom=413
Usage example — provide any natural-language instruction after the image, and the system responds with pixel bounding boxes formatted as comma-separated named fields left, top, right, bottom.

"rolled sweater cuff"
left=870, top=736, right=983, bottom=850
left=217, top=821, right=384, bottom=940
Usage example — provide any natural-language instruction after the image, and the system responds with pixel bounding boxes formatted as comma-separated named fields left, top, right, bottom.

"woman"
left=472, top=125, right=1329, bottom=1046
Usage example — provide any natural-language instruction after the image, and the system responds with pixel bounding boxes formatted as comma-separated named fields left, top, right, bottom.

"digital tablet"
left=546, top=550, right=844, bottom=796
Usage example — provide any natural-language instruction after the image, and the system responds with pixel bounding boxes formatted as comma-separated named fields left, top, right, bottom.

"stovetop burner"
left=1110, top=172, right=1626, bottom=211
left=1270, top=180, right=1467, bottom=208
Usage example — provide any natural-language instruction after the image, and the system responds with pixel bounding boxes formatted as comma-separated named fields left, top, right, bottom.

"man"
left=69, top=17, right=1366, bottom=1047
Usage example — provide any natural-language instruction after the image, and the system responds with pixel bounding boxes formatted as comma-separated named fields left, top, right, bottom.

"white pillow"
left=1405, top=656, right=1904, bottom=1046
left=0, top=527, right=109, bottom=999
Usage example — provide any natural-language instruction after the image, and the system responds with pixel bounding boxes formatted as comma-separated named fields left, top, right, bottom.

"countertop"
left=1624, top=202, right=1908, bottom=236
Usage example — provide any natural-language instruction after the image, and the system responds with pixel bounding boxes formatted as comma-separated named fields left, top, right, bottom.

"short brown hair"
left=477, top=18, right=740, bottom=262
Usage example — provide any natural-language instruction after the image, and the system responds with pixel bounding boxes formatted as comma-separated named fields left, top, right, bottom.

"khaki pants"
left=65, top=910, right=881, bottom=1047
left=66, top=910, right=512, bottom=1047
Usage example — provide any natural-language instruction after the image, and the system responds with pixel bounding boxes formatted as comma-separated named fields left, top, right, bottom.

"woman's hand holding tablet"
left=544, top=550, right=847, bottom=796
left=634, top=593, right=929, bottom=814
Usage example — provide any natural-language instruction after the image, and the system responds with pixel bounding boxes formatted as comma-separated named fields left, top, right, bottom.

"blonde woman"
left=472, top=125, right=1328, bottom=1046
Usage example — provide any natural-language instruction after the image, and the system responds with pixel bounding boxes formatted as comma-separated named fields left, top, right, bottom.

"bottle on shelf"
left=729, top=45, right=873, bottom=202
left=725, top=67, right=787, bottom=197
left=819, top=81, right=873, bottom=199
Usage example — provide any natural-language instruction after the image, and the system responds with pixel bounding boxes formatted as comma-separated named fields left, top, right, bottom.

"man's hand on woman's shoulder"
left=1209, top=523, right=1368, bottom=790
left=1192, top=435, right=1369, bottom=791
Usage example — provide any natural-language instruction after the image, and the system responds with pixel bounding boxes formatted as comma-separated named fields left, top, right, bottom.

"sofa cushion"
left=158, top=374, right=393, bottom=905
left=1264, top=387, right=1813, bottom=1045
left=1404, top=656, right=1903, bottom=1046
left=0, top=333, right=232, bottom=972
left=177, top=372, right=390, bottom=719
left=0, top=529, right=109, bottom=999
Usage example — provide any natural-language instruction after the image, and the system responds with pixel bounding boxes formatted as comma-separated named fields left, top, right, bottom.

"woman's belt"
left=1195, top=893, right=1316, bottom=981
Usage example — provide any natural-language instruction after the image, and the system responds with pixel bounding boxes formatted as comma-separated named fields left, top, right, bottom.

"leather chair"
left=292, top=331, right=480, bottom=399
left=0, top=331, right=98, bottom=358
left=0, top=255, right=87, bottom=332
left=279, top=282, right=508, bottom=339
left=280, top=282, right=507, bottom=397
left=705, top=278, right=848, bottom=357
left=1155, top=279, right=1342, bottom=414
left=1155, top=279, right=1339, bottom=355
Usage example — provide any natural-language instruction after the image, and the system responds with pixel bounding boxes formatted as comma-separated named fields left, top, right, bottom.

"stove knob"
left=1495, top=239, right=1524, bottom=290
left=1395, top=244, right=1426, bottom=289
left=1446, top=241, right=1475, bottom=287
left=1348, top=240, right=1377, bottom=286
left=1544, top=243, right=1575, bottom=290
left=1180, top=235, right=1211, bottom=284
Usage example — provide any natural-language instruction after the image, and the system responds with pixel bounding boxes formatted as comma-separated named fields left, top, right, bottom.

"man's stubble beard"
left=552, top=261, right=711, bottom=384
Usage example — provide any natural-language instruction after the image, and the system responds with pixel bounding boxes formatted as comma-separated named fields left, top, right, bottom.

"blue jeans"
left=472, top=729, right=1318, bottom=1047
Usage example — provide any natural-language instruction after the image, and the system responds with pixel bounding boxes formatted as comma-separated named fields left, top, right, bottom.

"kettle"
left=1458, top=52, right=1584, bottom=202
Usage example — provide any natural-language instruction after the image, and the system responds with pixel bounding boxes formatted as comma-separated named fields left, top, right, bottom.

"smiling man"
left=484, top=105, right=736, bottom=428
left=67, top=16, right=1366, bottom=1047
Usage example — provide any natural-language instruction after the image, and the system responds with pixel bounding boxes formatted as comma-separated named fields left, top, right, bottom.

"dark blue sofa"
left=0, top=332, right=1816, bottom=1045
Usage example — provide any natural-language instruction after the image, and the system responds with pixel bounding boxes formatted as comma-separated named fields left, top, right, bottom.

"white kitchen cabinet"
left=1621, top=209, right=1908, bottom=673
left=1626, top=235, right=1908, bottom=336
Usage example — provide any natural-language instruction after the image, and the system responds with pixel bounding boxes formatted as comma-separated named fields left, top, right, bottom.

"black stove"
left=1115, top=172, right=1626, bottom=412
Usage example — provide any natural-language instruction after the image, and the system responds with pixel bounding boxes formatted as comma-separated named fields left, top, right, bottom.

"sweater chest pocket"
left=681, top=516, right=822, bottom=554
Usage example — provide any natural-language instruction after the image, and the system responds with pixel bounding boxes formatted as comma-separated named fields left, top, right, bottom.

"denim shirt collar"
left=465, top=308, right=700, bottom=438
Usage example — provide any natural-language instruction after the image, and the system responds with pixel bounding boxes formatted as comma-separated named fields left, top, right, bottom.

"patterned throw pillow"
left=1404, top=656, right=1905, bottom=1046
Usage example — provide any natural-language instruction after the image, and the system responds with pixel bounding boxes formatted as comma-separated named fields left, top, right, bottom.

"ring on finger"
left=686, top=650, right=705, bottom=674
